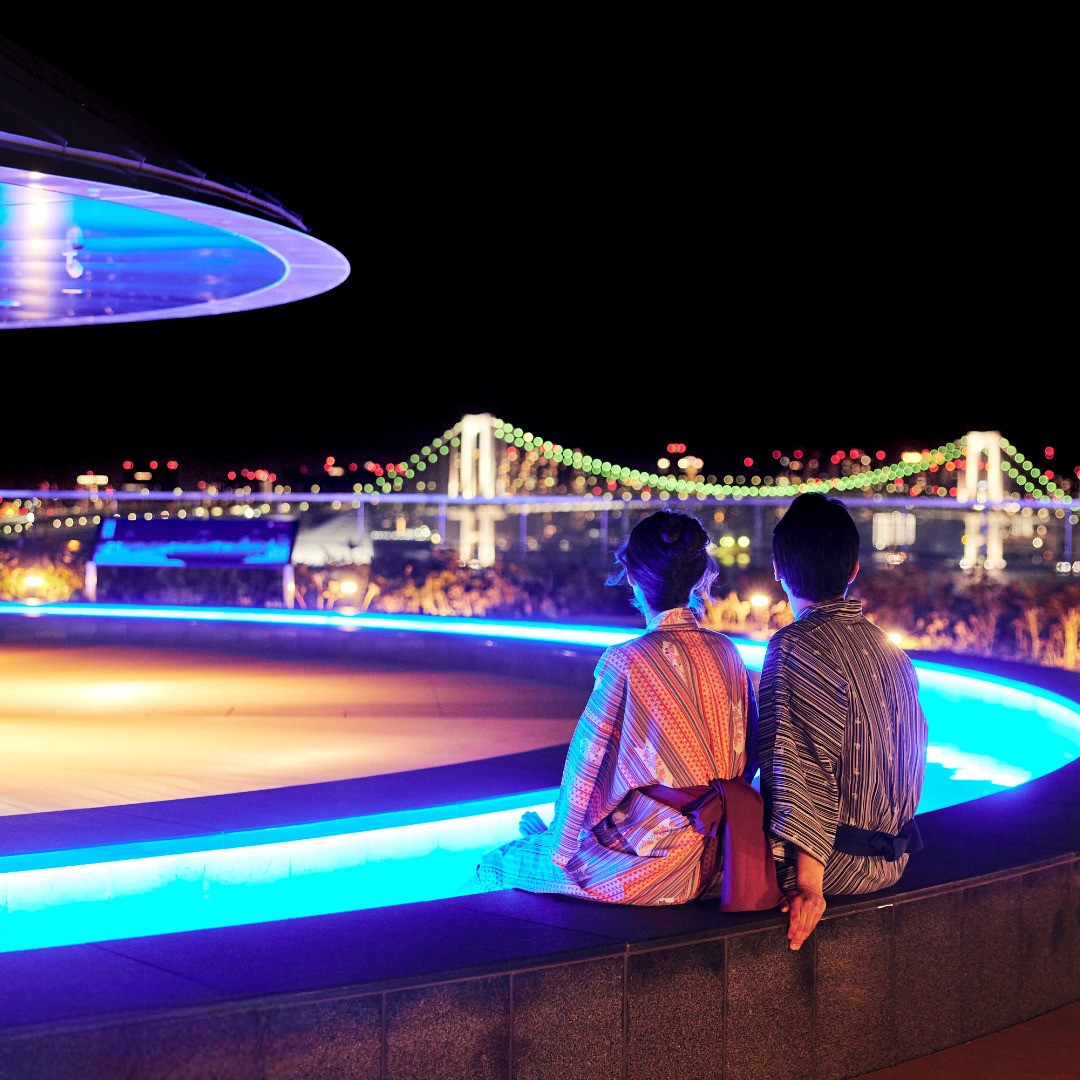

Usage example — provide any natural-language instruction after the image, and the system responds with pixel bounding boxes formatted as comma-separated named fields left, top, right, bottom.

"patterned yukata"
left=477, top=607, right=760, bottom=905
left=758, top=598, right=928, bottom=895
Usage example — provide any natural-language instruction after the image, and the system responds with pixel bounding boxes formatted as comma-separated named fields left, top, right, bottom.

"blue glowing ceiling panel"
left=0, top=165, right=349, bottom=327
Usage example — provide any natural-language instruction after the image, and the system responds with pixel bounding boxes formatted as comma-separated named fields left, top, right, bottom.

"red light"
left=793, top=449, right=803, bottom=460
left=122, top=460, right=133, bottom=470
left=667, top=443, right=686, bottom=454
left=166, top=460, right=178, bottom=470
left=849, top=449, right=859, bottom=459
left=875, top=450, right=885, bottom=461
left=743, top=457, right=754, bottom=468
left=1045, top=446, right=1055, bottom=459
left=772, top=450, right=782, bottom=460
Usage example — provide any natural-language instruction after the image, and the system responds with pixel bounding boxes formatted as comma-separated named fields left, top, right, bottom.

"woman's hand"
left=518, top=810, right=548, bottom=836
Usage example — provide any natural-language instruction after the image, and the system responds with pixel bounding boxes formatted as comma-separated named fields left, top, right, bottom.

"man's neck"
left=789, top=594, right=846, bottom=618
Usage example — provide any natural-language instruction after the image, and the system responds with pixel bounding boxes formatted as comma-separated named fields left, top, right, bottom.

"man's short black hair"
left=772, top=492, right=859, bottom=601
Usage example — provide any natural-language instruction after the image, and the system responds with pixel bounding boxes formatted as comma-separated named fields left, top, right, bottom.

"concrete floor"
left=853, top=999, right=1080, bottom=1079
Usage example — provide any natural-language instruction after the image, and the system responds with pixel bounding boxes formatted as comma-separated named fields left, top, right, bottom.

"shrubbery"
left=5, top=548, right=1080, bottom=670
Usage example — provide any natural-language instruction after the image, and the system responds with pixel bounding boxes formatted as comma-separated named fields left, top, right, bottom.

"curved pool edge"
left=0, top=618, right=1078, bottom=1078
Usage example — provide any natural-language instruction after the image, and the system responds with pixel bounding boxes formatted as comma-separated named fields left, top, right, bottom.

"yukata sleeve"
left=547, top=652, right=626, bottom=868
left=760, top=632, right=845, bottom=868
left=741, top=671, right=762, bottom=784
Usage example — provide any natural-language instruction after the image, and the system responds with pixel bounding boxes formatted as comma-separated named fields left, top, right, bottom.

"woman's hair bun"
left=659, top=513, right=707, bottom=553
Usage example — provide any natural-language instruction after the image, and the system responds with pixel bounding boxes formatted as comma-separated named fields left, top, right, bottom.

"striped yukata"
left=477, top=607, right=760, bottom=905
left=758, top=599, right=928, bottom=895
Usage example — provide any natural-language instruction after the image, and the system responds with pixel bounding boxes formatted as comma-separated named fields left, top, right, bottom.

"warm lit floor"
left=1, top=641, right=585, bottom=815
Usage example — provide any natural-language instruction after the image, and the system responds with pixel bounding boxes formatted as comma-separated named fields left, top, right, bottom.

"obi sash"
left=639, top=776, right=784, bottom=912
left=833, top=819, right=924, bottom=862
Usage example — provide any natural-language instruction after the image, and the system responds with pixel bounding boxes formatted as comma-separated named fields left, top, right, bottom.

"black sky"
left=1, top=28, right=1072, bottom=488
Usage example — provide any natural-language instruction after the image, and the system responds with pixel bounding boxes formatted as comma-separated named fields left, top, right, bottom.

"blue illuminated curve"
left=0, top=166, right=350, bottom=328
left=1, top=601, right=1078, bottom=953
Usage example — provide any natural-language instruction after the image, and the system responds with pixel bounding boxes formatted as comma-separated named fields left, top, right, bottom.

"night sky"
left=2, top=29, right=1071, bottom=489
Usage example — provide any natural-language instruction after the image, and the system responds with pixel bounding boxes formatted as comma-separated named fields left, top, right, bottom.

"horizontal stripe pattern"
left=758, top=599, right=928, bottom=895
left=477, top=607, right=758, bottom=904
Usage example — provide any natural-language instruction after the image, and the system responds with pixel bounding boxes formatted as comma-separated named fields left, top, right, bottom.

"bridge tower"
left=959, top=430, right=1006, bottom=570
left=447, top=413, right=503, bottom=566
left=448, top=413, right=499, bottom=499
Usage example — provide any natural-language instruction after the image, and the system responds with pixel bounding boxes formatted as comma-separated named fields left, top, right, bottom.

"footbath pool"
left=2, top=612, right=1079, bottom=954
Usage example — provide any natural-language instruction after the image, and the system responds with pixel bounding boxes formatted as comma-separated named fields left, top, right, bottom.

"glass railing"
left=4, top=490, right=1078, bottom=566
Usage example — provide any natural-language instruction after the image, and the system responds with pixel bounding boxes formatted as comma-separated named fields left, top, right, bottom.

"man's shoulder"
left=766, top=619, right=808, bottom=647
left=762, top=620, right=808, bottom=665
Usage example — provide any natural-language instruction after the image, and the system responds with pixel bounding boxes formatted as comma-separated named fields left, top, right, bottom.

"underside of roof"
left=0, top=36, right=307, bottom=231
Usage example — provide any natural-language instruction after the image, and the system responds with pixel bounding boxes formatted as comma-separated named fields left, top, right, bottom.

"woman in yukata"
left=475, top=510, right=783, bottom=911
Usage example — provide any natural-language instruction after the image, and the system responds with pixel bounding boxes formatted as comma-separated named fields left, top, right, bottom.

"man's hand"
left=779, top=886, right=826, bottom=950
left=780, top=848, right=827, bottom=950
